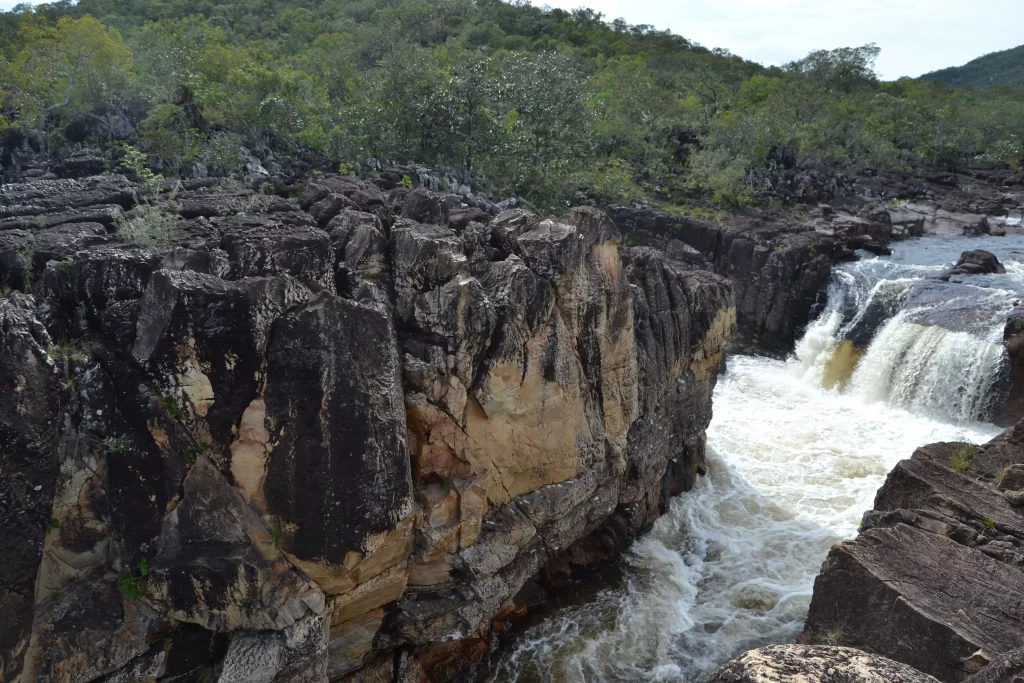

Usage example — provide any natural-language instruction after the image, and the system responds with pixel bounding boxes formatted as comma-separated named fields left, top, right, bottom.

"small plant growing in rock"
left=983, top=516, right=998, bottom=530
left=47, top=518, right=61, bottom=532
left=59, top=256, right=73, bottom=271
left=116, top=204, right=178, bottom=247
left=120, top=572, right=143, bottom=602
left=269, top=520, right=285, bottom=545
left=398, top=174, right=413, bottom=188
left=824, top=627, right=845, bottom=645
left=16, top=249, right=34, bottom=292
left=183, top=441, right=210, bottom=464
left=950, top=442, right=975, bottom=472
left=136, top=557, right=150, bottom=576
left=103, top=435, right=134, bottom=454
left=996, top=468, right=1007, bottom=486
left=159, top=394, right=183, bottom=420
left=338, top=161, right=355, bottom=176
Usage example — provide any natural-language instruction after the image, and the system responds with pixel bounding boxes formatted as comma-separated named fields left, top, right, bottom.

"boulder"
left=706, top=645, right=940, bottom=683
left=936, top=250, right=1005, bottom=280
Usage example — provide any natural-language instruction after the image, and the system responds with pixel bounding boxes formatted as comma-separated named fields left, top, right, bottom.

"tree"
left=11, top=15, right=133, bottom=126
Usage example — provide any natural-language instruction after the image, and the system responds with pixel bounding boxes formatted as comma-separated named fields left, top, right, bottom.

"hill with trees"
left=2, top=0, right=1024, bottom=210
left=922, top=44, right=1024, bottom=88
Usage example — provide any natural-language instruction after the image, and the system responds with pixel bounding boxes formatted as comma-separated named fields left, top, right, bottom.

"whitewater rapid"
left=478, top=236, right=1021, bottom=683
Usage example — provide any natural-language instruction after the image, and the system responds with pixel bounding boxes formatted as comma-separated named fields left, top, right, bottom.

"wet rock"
left=147, top=455, right=326, bottom=632
left=965, top=648, right=1024, bottom=683
left=260, top=292, right=412, bottom=585
left=936, top=250, right=1005, bottom=280
left=706, top=645, right=940, bottom=683
left=997, top=308, right=1024, bottom=425
left=0, top=173, right=736, bottom=682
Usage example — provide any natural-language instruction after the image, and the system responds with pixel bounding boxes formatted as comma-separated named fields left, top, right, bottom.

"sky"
left=2, top=0, right=1023, bottom=80
left=542, top=0, right=1024, bottom=79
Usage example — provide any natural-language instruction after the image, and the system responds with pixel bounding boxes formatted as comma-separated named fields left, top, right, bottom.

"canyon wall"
left=0, top=174, right=733, bottom=683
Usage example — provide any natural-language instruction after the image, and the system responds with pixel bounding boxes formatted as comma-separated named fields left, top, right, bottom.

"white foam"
left=483, top=356, right=999, bottom=682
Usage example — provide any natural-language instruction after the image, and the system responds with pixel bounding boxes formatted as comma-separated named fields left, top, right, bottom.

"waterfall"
left=797, top=239, right=1023, bottom=424
left=476, top=236, right=1021, bottom=683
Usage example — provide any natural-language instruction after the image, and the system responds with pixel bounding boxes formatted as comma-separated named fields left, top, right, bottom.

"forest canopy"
left=2, top=0, right=1024, bottom=209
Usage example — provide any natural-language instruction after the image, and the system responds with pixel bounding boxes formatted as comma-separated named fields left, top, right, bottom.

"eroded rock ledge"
left=0, top=174, right=734, bottom=682
left=797, top=420, right=1024, bottom=683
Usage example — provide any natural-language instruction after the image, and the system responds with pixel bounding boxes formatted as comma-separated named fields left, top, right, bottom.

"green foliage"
left=116, top=204, right=177, bottom=247
left=119, top=571, right=142, bottom=602
left=983, top=516, right=998, bottom=530
left=16, top=249, right=34, bottom=292
left=183, top=441, right=210, bottom=464
left=398, top=174, right=413, bottom=188
left=103, top=435, right=134, bottom=453
left=159, top=394, right=183, bottom=420
left=923, top=44, right=1024, bottom=88
left=117, top=144, right=162, bottom=193
left=202, top=133, right=246, bottom=176
left=136, top=557, right=149, bottom=576
left=2, top=1, right=1024, bottom=209
left=47, top=518, right=61, bottom=531
left=686, top=148, right=752, bottom=208
left=138, top=104, right=201, bottom=174
left=950, top=442, right=975, bottom=472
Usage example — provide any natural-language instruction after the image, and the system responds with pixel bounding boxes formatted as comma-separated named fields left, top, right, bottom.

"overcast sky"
left=543, top=0, right=1024, bottom=79
left=2, top=0, right=1023, bottom=79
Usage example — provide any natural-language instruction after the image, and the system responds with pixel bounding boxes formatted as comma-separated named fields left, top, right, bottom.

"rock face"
left=999, top=308, right=1024, bottom=426
left=705, top=645, right=941, bottom=683
left=0, top=174, right=734, bottom=682
left=803, top=420, right=1024, bottom=683
left=610, top=205, right=866, bottom=353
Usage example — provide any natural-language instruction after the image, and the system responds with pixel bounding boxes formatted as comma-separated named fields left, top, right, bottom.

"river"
left=474, top=235, right=1024, bottom=682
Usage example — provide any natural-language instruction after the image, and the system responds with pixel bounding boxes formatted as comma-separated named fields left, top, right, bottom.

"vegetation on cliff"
left=2, top=0, right=1024, bottom=209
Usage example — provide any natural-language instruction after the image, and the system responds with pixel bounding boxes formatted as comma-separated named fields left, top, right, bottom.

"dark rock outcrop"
left=0, top=174, right=734, bottom=682
left=998, top=308, right=1024, bottom=426
left=802, top=421, right=1024, bottom=682
left=936, top=249, right=1006, bottom=280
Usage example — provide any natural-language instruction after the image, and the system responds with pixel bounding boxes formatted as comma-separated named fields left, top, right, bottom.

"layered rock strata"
left=801, top=420, right=1024, bottom=682
left=0, top=174, right=734, bottom=682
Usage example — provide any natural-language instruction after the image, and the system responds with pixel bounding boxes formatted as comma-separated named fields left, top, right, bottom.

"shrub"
left=202, top=133, right=247, bottom=176
left=950, top=442, right=975, bottom=472
left=138, top=104, right=202, bottom=176
left=116, top=205, right=178, bottom=247
left=686, top=147, right=753, bottom=208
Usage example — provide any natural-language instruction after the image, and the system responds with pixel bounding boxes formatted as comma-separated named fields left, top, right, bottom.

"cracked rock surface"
left=0, top=174, right=734, bottom=682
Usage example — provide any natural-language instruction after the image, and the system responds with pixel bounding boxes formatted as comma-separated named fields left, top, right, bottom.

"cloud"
left=540, top=0, right=1024, bottom=79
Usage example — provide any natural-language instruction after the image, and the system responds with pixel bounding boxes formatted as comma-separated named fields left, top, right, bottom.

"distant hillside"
left=922, top=44, right=1024, bottom=87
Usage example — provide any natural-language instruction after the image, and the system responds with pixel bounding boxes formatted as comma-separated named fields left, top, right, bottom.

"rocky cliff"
left=611, top=167, right=1024, bottom=355
left=0, top=174, right=733, bottom=683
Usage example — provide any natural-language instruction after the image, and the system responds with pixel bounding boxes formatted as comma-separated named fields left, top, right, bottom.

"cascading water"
left=797, top=236, right=1024, bottom=423
left=474, top=236, right=1023, bottom=683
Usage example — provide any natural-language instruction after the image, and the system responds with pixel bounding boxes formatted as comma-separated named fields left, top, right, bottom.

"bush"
left=686, top=147, right=753, bottom=208
left=116, top=205, right=178, bottom=247
left=202, top=133, right=247, bottom=176
left=138, top=104, right=201, bottom=176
